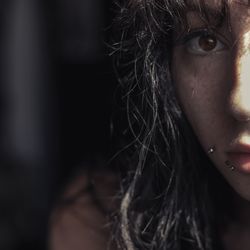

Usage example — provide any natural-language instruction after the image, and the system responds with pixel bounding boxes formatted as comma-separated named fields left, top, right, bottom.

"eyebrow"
left=185, top=1, right=224, bottom=17
left=180, top=0, right=234, bottom=29
left=187, top=0, right=250, bottom=12
left=234, top=0, right=250, bottom=5
left=172, top=0, right=231, bottom=30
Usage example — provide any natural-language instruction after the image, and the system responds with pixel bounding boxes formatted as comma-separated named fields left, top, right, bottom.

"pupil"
left=199, top=35, right=217, bottom=51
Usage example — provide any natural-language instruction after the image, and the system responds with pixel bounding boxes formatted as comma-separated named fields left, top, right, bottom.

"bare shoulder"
left=49, top=169, right=119, bottom=250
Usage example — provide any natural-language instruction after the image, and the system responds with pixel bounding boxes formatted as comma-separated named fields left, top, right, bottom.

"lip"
left=227, top=144, right=250, bottom=174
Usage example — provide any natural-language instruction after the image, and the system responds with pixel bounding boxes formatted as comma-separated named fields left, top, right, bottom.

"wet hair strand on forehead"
left=163, top=0, right=235, bottom=32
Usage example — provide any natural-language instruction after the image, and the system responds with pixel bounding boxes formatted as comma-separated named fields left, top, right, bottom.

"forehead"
left=183, top=0, right=250, bottom=20
left=185, top=0, right=250, bottom=38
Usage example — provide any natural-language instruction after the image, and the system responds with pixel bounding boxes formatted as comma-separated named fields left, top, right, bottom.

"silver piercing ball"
left=225, top=160, right=235, bottom=171
left=208, top=147, right=215, bottom=154
left=230, top=166, right=235, bottom=171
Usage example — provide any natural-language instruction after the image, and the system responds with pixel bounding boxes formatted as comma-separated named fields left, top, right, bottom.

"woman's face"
left=172, top=0, right=250, bottom=200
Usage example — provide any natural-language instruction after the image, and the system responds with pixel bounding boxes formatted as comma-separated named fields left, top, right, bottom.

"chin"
left=228, top=177, right=250, bottom=203
left=234, top=189, right=250, bottom=202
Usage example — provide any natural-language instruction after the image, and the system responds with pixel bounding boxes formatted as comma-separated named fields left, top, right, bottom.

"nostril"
left=230, top=106, right=250, bottom=122
left=239, top=117, right=250, bottom=122
left=229, top=90, right=250, bottom=122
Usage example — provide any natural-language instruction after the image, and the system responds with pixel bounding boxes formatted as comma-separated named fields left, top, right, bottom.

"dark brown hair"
left=113, top=1, right=233, bottom=249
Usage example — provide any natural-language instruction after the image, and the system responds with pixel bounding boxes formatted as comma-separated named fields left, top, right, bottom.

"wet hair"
left=113, top=1, right=236, bottom=250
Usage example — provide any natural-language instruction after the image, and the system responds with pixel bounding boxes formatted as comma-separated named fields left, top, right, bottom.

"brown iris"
left=198, top=34, right=217, bottom=51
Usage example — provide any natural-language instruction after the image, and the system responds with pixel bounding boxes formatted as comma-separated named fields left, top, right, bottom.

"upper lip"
left=228, top=144, right=250, bottom=154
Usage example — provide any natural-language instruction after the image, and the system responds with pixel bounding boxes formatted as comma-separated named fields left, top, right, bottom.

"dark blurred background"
left=0, top=0, right=116, bottom=249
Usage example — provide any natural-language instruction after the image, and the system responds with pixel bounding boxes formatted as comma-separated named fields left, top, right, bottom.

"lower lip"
left=227, top=153, right=250, bottom=174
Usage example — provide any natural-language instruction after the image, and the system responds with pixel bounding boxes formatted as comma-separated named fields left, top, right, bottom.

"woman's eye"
left=184, top=32, right=226, bottom=55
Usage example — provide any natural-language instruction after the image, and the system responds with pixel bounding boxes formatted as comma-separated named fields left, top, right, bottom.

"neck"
left=220, top=191, right=250, bottom=250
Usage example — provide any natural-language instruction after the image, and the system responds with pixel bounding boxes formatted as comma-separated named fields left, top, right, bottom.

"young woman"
left=113, top=0, right=250, bottom=249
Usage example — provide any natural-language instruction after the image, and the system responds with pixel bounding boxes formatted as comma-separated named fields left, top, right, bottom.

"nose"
left=229, top=50, right=250, bottom=122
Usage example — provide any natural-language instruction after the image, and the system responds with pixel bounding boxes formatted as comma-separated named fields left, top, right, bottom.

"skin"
left=50, top=170, right=118, bottom=250
left=172, top=0, right=250, bottom=249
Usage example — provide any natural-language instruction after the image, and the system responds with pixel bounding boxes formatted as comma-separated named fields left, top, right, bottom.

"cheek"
left=171, top=51, right=230, bottom=149
left=171, top=49, right=250, bottom=202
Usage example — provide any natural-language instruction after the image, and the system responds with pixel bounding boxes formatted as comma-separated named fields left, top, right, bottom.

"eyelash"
left=176, top=28, right=229, bottom=55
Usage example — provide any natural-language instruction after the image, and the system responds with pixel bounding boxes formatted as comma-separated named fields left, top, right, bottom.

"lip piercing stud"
left=225, top=160, right=236, bottom=171
left=207, top=147, right=215, bottom=154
